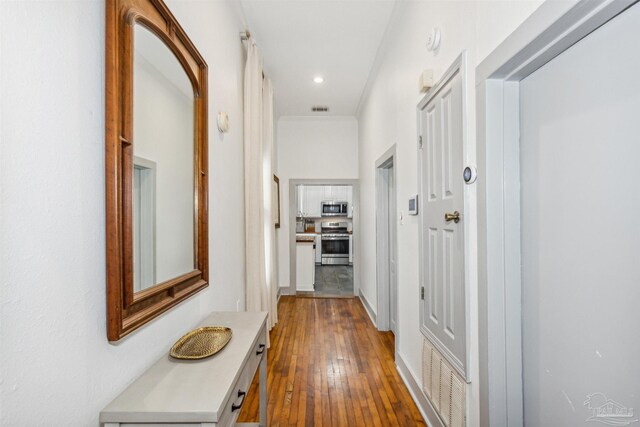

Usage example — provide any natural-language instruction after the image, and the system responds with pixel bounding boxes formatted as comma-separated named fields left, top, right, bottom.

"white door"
left=388, top=165, right=397, bottom=334
left=418, top=65, right=466, bottom=375
left=519, top=4, right=640, bottom=424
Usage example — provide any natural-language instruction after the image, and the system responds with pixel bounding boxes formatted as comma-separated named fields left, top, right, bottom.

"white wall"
left=276, top=117, right=358, bottom=288
left=356, top=1, right=542, bottom=425
left=0, top=0, right=247, bottom=424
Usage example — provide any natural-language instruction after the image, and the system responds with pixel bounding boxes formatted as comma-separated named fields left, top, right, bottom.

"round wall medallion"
left=426, top=28, right=441, bottom=52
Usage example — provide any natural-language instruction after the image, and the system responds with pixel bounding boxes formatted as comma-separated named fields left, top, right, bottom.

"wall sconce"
left=217, top=111, right=230, bottom=133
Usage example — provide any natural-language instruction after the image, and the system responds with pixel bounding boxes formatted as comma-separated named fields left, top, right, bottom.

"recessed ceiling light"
left=313, top=76, right=324, bottom=84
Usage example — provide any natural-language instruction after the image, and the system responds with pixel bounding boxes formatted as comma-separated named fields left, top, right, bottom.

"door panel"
left=520, top=4, right=640, bottom=425
left=441, top=88, right=454, bottom=200
left=419, top=68, right=466, bottom=375
left=443, top=228, right=455, bottom=338
left=426, top=104, right=438, bottom=201
left=428, top=227, right=439, bottom=324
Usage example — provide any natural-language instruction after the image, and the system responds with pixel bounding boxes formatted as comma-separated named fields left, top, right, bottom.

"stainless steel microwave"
left=321, top=201, right=348, bottom=217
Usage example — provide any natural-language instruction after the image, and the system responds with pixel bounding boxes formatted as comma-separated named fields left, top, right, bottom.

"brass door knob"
left=444, top=211, right=460, bottom=223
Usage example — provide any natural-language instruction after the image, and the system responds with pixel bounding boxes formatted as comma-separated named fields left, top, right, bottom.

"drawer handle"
left=256, top=344, right=265, bottom=355
left=231, top=390, right=246, bottom=412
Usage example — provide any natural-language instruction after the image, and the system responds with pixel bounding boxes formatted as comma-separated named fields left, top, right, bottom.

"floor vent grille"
left=311, top=106, right=329, bottom=112
left=422, top=338, right=466, bottom=427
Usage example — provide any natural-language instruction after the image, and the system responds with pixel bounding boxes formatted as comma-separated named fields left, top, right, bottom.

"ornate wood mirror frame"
left=105, top=0, right=208, bottom=341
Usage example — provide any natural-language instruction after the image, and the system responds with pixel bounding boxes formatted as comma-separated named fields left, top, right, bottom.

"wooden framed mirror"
left=105, top=0, right=208, bottom=341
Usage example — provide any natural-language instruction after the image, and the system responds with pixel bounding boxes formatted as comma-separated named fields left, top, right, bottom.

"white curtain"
left=244, top=38, right=278, bottom=337
left=263, top=77, right=278, bottom=330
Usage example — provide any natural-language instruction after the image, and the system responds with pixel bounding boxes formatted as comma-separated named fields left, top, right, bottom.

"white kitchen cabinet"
left=296, top=241, right=315, bottom=291
left=333, top=185, right=348, bottom=202
left=300, top=185, right=354, bottom=218
left=304, top=186, right=323, bottom=217
left=349, top=235, right=353, bottom=264
left=298, top=185, right=324, bottom=218
left=322, top=185, right=332, bottom=201
left=315, top=234, right=322, bottom=264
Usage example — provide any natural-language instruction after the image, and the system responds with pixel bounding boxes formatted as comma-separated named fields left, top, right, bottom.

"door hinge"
left=421, top=286, right=425, bottom=300
left=418, top=135, right=423, bottom=149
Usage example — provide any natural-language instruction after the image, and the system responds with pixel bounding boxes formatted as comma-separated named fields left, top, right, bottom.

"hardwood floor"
left=238, top=296, right=427, bottom=426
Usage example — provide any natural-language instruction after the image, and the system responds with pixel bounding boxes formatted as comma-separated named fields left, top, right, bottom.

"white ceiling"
left=240, top=0, right=397, bottom=117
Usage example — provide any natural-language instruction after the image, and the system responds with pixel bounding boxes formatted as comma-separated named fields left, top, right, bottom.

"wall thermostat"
left=463, top=166, right=477, bottom=184
left=408, top=195, right=419, bottom=215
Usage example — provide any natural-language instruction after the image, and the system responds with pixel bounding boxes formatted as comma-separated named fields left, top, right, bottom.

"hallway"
left=238, top=296, right=425, bottom=426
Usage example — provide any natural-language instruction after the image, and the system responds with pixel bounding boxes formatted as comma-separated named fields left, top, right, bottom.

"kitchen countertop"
left=296, top=233, right=317, bottom=243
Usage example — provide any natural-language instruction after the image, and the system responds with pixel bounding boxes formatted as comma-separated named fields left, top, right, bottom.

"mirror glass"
left=132, top=23, right=195, bottom=292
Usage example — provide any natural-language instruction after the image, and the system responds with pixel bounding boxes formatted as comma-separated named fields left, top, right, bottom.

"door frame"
left=375, top=145, right=398, bottom=334
left=286, top=178, right=360, bottom=296
left=476, top=1, right=638, bottom=425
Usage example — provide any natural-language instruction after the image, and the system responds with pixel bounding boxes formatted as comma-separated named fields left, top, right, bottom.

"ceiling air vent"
left=311, top=106, right=329, bottom=112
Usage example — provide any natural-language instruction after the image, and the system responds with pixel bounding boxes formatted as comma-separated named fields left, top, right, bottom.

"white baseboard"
left=396, top=352, right=445, bottom=427
left=279, top=285, right=296, bottom=296
left=358, top=290, right=376, bottom=326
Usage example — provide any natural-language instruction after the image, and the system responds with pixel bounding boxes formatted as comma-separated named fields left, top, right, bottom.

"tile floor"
left=302, top=265, right=354, bottom=297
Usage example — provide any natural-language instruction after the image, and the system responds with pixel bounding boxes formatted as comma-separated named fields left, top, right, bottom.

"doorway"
left=287, top=179, right=360, bottom=298
left=375, top=146, right=397, bottom=334
left=478, top=1, right=640, bottom=424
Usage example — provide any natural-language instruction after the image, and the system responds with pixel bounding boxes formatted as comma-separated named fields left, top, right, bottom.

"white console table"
left=100, top=311, right=268, bottom=427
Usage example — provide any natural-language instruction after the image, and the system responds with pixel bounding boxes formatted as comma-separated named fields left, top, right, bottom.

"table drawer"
left=246, top=325, right=267, bottom=381
left=217, top=328, right=266, bottom=427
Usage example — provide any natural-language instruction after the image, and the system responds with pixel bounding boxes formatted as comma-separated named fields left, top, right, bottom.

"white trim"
left=395, top=351, right=444, bottom=427
left=475, top=1, right=638, bottom=426
left=476, top=0, right=632, bottom=83
left=358, top=290, right=377, bottom=327
left=374, top=145, right=397, bottom=335
left=417, top=52, right=471, bottom=382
